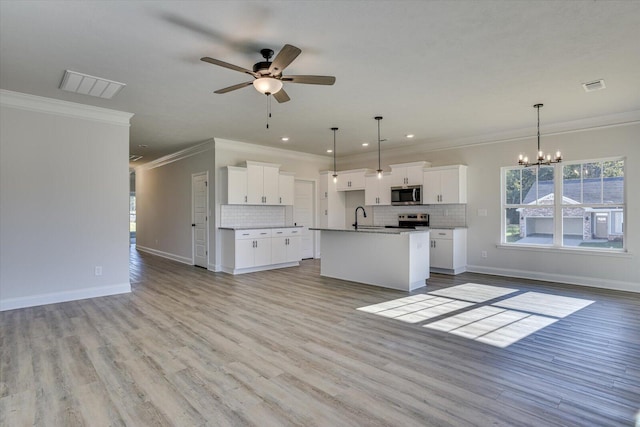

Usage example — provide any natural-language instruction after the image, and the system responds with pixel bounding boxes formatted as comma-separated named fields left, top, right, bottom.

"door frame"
left=294, top=178, right=317, bottom=259
left=192, top=171, right=209, bottom=268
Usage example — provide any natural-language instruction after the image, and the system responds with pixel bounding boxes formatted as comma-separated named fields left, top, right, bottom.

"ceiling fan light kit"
left=252, top=77, right=283, bottom=95
left=518, top=104, right=562, bottom=167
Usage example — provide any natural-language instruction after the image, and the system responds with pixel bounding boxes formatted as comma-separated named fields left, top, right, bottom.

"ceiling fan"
left=201, top=44, right=335, bottom=103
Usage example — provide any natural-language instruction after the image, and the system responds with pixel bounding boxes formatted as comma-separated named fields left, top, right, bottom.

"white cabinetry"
left=278, top=172, right=295, bottom=205
left=220, top=228, right=302, bottom=274
left=224, top=166, right=248, bottom=204
left=319, top=172, right=346, bottom=228
left=389, top=161, right=430, bottom=187
left=246, top=161, right=280, bottom=204
left=336, top=169, right=368, bottom=191
left=423, top=165, right=467, bottom=204
left=231, top=229, right=272, bottom=269
left=271, top=228, right=301, bottom=264
left=365, top=173, right=391, bottom=206
left=430, top=228, right=467, bottom=275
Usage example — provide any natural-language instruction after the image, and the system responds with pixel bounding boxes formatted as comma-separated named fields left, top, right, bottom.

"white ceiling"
left=1, top=1, right=639, bottom=164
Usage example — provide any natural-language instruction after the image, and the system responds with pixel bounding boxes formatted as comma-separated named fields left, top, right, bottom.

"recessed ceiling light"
left=281, top=137, right=289, bottom=142
left=406, top=134, right=415, bottom=139
left=362, top=142, right=369, bottom=147
left=129, top=155, right=143, bottom=162
left=327, top=149, right=333, bottom=153
left=138, top=144, right=148, bottom=148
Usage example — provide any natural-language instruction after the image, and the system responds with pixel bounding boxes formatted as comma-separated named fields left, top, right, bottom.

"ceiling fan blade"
left=201, top=57, right=257, bottom=77
left=214, top=81, right=253, bottom=94
left=281, top=75, right=336, bottom=85
left=273, top=88, right=290, bottom=103
left=269, top=44, right=301, bottom=75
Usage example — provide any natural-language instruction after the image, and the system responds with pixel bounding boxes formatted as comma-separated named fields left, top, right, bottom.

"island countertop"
left=310, top=226, right=428, bottom=235
left=219, top=225, right=303, bottom=230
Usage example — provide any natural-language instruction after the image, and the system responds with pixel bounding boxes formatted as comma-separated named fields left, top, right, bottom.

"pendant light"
left=375, top=116, right=383, bottom=179
left=518, top=104, right=562, bottom=167
left=331, top=127, right=338, bottom=183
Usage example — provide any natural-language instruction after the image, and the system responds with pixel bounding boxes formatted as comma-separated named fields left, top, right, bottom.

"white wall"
left=135, top=141, right=215, bottom=267
left=340, top=121, right=640, bottom=292
left=0, top=90, right=133, bottom=310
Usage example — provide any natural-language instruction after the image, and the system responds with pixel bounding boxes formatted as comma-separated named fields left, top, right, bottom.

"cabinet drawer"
left=272, top=228, right=302, bottom=237
left=431, top=229, right=453, bottom=239
left=235, top=229, right=273, bottom=239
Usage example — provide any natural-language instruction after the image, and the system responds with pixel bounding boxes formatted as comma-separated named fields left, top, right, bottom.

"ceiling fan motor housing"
left=253, top=61, right=272, bottom=75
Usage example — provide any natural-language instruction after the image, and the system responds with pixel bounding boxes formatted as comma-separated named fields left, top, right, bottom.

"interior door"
left=192, top=172, right=208, bottom=268
left=294, top=180, right=314, bottom=259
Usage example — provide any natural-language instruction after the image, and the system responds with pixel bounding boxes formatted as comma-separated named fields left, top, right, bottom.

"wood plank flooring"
left=1, top=248, right=639, bottom=426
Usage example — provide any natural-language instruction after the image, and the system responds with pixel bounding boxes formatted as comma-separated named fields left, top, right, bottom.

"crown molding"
left=340, top=109, right=640, bottom=165
left=137, top=139, right=214, bottom=170
left=0, top=89, right=133, bottom=126
left=215, top=138, right=330, bottom=164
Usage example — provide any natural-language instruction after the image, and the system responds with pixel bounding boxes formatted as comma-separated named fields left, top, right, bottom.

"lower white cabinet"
left=221, top=228, right=301, bottom=274
left=271, top=228, right=301, bottom=264
left=429, top=228, right=467, bottom=275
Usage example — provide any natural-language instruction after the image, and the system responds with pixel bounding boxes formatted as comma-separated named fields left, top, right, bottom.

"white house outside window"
left=502, top=157, right=625, bottom=251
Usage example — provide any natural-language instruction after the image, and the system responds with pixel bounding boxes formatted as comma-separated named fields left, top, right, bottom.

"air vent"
left=60, top=70, right=126, bottom=99
left=582, top=79, right=606, bottom=92
left=129, top=155, right=143, bottom=162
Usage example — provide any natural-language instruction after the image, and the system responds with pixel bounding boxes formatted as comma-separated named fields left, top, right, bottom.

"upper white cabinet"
left=423, top=165, right=468, bottom=204
left=336, top=169, right=368, bottom=191
left=319, top=171, right=346, bottom=228
left=389, top=161, right=430, bottom=187
left=278, top=172, right=295, bottom=205
left=224, top=166, right=248, bottom=204
left=224, top=161, right=295, bottom=205
left=365, top=173, right=391, bottom=206
left=246, top=161, right=280, bottom=204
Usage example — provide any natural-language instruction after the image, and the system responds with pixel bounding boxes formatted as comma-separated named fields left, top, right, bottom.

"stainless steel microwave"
left=391, top=185, right=422, bottom=205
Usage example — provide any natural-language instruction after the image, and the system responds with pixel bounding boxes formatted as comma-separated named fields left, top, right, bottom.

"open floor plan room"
left=1, top=250, right=638, bottom=426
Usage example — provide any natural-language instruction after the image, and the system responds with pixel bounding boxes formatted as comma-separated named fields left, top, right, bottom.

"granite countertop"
left=219, top=225, right=303, bottom=230
left=310, top=227, right=429, bottom=235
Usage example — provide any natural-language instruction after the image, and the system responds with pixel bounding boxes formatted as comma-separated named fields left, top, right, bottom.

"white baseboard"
left=135, top=245, right=192, bottom=265
left=0, top=282, right=131, bottom=312
left=220, top=261, right=299, bottom=275
left=466, top=265, right=639, bottom=293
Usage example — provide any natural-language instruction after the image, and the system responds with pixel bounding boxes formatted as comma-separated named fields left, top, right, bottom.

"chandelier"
left=518, top=104, right=562, bottom=167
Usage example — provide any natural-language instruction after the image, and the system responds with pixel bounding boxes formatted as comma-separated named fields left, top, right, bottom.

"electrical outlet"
left=95, top=266, right=103, bottom=276
left=481, top=251, right=487, bottom=259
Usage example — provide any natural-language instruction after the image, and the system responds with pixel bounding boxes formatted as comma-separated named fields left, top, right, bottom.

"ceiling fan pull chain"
left=266, top=93, right=270, bottom=129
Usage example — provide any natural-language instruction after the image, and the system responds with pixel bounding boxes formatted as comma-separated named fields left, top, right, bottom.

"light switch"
left=478, top=209, right=487, bottom=217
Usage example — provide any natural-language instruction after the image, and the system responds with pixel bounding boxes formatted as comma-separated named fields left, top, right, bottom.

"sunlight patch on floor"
left=357, top=284, right=594, bottom=348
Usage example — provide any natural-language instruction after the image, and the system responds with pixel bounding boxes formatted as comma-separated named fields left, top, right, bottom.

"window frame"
left=501, top=156, right=626, bottom=253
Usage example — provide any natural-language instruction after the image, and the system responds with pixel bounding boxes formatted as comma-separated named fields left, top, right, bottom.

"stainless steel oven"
left=391, top=185, right=422, bottom=205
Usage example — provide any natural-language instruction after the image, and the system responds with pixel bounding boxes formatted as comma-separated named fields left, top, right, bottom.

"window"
left=502, top=157, right=625, bottom=251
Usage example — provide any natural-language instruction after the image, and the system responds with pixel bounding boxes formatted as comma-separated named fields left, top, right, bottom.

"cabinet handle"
left=324, top=209, right=328, bottom=215
left=324, top=191, right=328, bottom=198
left=279, top=197, right=282, bottom=204
left=244, top=195, right=247, bottom=203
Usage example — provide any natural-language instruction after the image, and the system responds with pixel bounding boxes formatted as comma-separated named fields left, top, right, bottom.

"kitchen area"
left=219, top=158, right=467, bottom=291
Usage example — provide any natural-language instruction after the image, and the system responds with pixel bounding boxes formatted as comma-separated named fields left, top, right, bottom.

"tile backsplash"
left=371, top=204, right=466, bottom=228
left=221, top=205, right=286, bottom=228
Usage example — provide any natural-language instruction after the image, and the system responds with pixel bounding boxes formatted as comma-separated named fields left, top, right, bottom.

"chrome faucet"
left=353, top=206, right=367, bottom=230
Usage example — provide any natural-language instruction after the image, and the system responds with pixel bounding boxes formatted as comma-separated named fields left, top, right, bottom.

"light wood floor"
left=1, top=249, right=639, bottom=426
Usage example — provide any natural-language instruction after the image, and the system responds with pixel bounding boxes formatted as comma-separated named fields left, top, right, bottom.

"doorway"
left=294, top=180, right=315, bottom=259
left=192, top=172, right=209, bottom=268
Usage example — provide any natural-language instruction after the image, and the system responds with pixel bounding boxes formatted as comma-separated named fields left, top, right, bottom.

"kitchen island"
left=310, top=227, right=430, bottom=291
